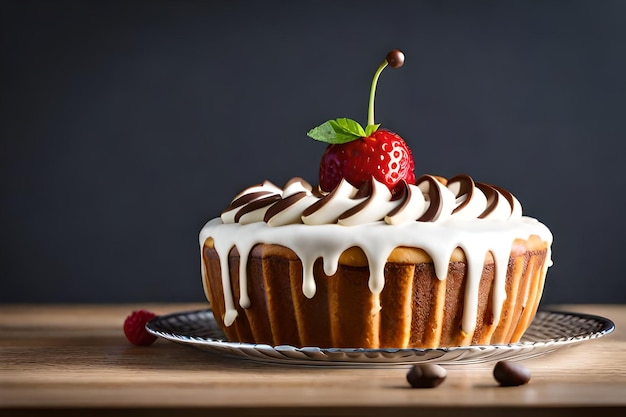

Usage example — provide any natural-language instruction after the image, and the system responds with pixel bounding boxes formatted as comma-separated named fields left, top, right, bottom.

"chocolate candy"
left=406, top=364, right=447, bottom=388
left=385, top=49, right=405, bottom=68
left=493, top=361, right=531, bottom=386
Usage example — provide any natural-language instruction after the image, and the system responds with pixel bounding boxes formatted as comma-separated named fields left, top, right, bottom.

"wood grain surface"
left=1, top=303, right=624, bottom=416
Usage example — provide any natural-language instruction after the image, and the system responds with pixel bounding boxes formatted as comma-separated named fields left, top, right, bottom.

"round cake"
left=200, top=174, right=552, bottom=349
left=198, top=49, right=552, bottom=349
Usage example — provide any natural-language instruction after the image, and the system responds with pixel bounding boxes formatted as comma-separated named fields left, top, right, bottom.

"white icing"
left=417, top=175, right=456, bottom=222
left=481, top=188, right=512, bottom=220
left=450, top=185, right=488, bottom=220
left=200, top=215, right=552, bottom=331
left=302, top=179, right=363, bottom=225
left=338, top=178, right=397, bottom=226
left=266, top=194, right=318, bottom=226
left=220, top=183, right=281, bottom=224
left=384, top=183, right=425, bottom=225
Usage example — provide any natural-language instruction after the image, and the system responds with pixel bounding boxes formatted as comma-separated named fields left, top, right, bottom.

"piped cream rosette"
left=220, top=174, right=523, bottom=227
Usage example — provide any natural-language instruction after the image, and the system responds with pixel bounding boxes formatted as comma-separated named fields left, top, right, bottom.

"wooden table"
left=1, top=304, right=624, bottom=416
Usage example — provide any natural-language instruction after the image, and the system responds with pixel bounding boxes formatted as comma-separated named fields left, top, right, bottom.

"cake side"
left=202, top=237, right=549, bottom=348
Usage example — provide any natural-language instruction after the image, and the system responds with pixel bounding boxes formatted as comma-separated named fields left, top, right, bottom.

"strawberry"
left=308, top=49, right=415, bottom=193
left=123, top=309, right=158, bottom=346
left=319, top=129, right=415, bottom=193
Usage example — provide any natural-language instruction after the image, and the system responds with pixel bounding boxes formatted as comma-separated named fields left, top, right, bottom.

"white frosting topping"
left=200, top=175, right=553, bottom=339
left=221, top=175, right=527, bottom=228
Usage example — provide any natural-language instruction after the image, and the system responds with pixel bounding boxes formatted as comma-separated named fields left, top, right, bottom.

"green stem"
left=367, top=60, right=388, bottom=126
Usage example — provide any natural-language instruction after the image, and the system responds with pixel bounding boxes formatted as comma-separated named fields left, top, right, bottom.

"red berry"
left=319, top=129, right=415, bottom=193
left=123, top=309, right=158, bottom=346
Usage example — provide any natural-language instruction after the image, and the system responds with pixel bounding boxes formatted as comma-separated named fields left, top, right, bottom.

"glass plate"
left=146, top=309, right=614, bottom=367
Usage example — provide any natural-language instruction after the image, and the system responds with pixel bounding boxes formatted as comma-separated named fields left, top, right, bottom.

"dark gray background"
left=1, top=0, right=625, bottom=304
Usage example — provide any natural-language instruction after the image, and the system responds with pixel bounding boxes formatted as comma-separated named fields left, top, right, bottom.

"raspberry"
left=123, top=309, right=158, bottom=346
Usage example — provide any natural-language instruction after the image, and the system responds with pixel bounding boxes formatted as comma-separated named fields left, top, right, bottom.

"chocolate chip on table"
left=406, top=363, right=447, bottom=388
left=493, top=360, right=531, bottom=386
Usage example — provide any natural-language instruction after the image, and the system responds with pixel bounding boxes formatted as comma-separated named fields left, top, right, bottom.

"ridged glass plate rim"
left=146, top=309, right=615, bottom=367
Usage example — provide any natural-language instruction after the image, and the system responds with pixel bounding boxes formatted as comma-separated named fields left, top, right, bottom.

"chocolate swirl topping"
left=220, top=174, right=523, bottom=226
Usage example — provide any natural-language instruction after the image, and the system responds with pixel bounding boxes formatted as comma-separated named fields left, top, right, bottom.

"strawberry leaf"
left=333, top=118, right=366, bottom=137
left=365, top=124, right=380, bottom=136
left=307, top=118, right=366, bottom=144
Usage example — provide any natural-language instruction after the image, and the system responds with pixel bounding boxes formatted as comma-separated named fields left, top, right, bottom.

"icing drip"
left=201, top=175, right=553, bottom=333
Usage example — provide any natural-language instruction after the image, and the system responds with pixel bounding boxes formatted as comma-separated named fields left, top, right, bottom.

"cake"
left=198, top=50, right=553, bottom=349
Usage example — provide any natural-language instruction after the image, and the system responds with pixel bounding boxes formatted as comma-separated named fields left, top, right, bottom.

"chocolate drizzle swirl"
left=449, top=174, right=476, bottom=215
left=220, top=174, right=523, bottom=226
left=264, top=192, right=307, bottom=224
left=416, top=175, right=449, bottom=222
